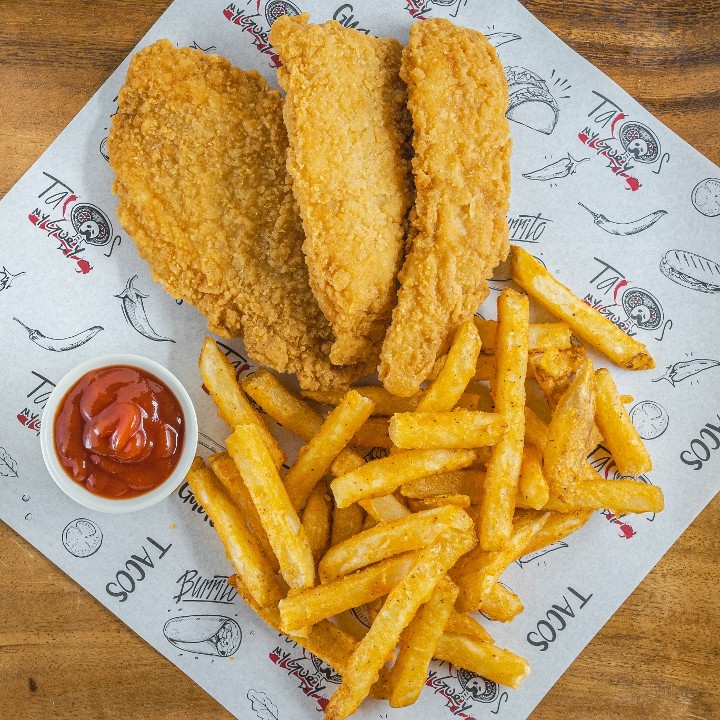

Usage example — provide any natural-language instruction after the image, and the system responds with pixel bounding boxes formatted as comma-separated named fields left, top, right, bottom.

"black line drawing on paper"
left=116, top=275, right=175, bottom=343
left=62, top=518, right=103, bottom=558
left=516, top=541, right=568, bottom=568
left=247, top=689, right=279, bottom=720
left=0, top=447, right=18, bottom=478
left=505, top=67, right=560, bottom=135
left=198, top=432, right=226, bottom=455
left=486, top=32, right=521, bottom=48
left=429, top=0, right=468, bottom=18
left=427, top=662, right=506, bottom=713
left=653, top=358, right=720, bottom=387
left=70, top=202, right=122, bottom=257
left=13, top=317, right=103, bottom=352
left=578, top=203, right=667, bottom=235
left=22, top=494, right=30, bottom=502
left=99, top=136, right=109, bottom=162
left=523, top=153, right=588, bottom=181
left=265, top=0, right=301, bottom=26
left=659, top=249, right=720, bottom=294
left=163, top=615, right=242, bottom=657
left=549, top=68, right=572, bottom=99
left=691, top=178, right=720, bottom=217
left=630, top=401, right=669, bottom=440
left=190, top=41, right=217, bottom=53
left=621, top=287, right=664, bottom=333
left=617, top=121, right=661, bottom=164
left=0, top=266, right=25, bottom=292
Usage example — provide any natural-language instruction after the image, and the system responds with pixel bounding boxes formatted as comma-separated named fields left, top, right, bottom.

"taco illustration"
left=505, top=66, right=559, bottom=135
left=163, top=615, right=242, bottom=657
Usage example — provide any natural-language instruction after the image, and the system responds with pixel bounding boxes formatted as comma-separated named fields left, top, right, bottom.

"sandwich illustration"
left=659, top=249, right=720, bottom=294
left=505, top=66, right=559, bottom=135
left=163, top=614, right=242, bottom=657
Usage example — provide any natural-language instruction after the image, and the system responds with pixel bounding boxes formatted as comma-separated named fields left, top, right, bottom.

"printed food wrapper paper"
left=1, top=1, right=719, bottom=718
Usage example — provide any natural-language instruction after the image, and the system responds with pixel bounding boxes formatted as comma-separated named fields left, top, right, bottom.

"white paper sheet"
left=1, top=1, right=719, bottom=718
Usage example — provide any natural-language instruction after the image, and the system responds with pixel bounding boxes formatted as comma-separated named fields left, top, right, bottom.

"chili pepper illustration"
left=13, top=317, right=103, bottom=352
left=578, top=203, right=667, bottom=235
left=516, top=541, right=568, bottom=568
left=0, top=266, right=25, bottom=292
left=523, top=153, right=588, bottom=181
left=653, top=358, right=720, bottom=386
left=116, top=275, right=175, bottom=343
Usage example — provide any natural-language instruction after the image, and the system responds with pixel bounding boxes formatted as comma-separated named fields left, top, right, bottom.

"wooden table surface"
left=1, top=1, right=718, bottom=718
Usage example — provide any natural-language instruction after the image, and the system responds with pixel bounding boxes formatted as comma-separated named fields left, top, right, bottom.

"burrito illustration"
left=660, top=249, right=720, bottom=294
left=505, top=66, right=559, bottom=135
left=163, top=615, right=242, bottom=657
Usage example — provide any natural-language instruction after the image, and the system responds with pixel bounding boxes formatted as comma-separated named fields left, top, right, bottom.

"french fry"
left=227, top=424, right=315, bottom=589
left=479, top=583, right=524, bottom=622
left=445, top=611, right=494, bottom=643
left=303, top=480, right=333, bottom=565
left=408, top=495, right=472, bottom=511
left=331, top=449, right=477, bottom=508
left=473, top=354, right=496, bottom=382
left=304, top=386, right=420, bottom=416
left=186, top=458, right=282, bottom=608
left=331, top=503, right=365, bottom=547
left=510, top=246, right=654, bottom=370
left=524, top=406, right=549, bottom=451
left=543, top=360, right=596, bottom=499
left=516, top=445, right=550, bottom=510
left=400, top=469, right=482, bottom=501
left=416, top=320, right=482, bottom=413
left=475, top=318, right=573, bottom=354
left=434, top=633, right=530, bottom=690
left=360, top=494, right=410, bottom=521
left=325, top=529, right=476, bottom=720
left=389, top=410, right=506, bottom=450
left=454, top=511, right=549, bottom=613
left=284, top=390, right=375, bottom=511
left=545, top=477, right=664, bottom=514
left=352, top=417, right=392, bottom=449
left=523, top=510, right=592, bottom=555
left=279, top=553, right=418, bottom=633
left=528, top=345, right=587, bottom=408
left=389, top=577, right=459, bottom=707
left=318, top=506, right=474, bottom=583
left=454, top=392, right=481, bottom=411
left=207, top=452, right=279, bottom=572
left=594, top=368, right=652, bottom=476
left=199, top=338, right=285, bottom=468
left=479, top=289, right=529, bottom=551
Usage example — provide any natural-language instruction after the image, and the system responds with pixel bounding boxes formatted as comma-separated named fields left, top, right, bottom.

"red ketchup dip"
left=54, top=365, right=185, bottom=498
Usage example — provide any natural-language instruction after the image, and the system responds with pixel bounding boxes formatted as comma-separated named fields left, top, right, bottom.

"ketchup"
left=54, top=365, right=185, bottom=498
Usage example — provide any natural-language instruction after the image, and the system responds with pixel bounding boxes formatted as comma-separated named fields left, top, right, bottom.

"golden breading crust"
left=379, top=19, right=511, bottom=397
left=270, top=15, right=413, bottom=367
left=108, top=39, right=363, bottom=390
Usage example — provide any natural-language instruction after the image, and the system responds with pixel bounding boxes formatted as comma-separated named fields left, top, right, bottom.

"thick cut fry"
left=479, top=583, right=524, bottom=622
left=200, top=339, right=285, bottom=468
left=546, top=478, right=664, bottom=514
left=325, top=529, right=477, bottom=720
left=510, top=246, right=654, bottom=370
left=524, top=406, right=549, bottom=451
left=523, top=510, right=592, bottom=555
left=303, top=481, right=333, bottom=564
left=473, top=354, right=497, bottom=382
left=227, top=424, right=315, bottom=589
left=543, top=361, right=596, bottom=499
left=279, top=553, right=417, bottom=633
left=475, top=318, right=572, bottom=354
left=390, top=577, right=459, bottom=707
left=331, top=449, right=477, bottom=508
left=528, top=345, right=587, bottom=408
left=416, top=321, right=482, bottom=413
left=319, top=506, right=473, bottom=583
left=516, top=445, right=550, bottom=510
left=479, top=289, right=529, bottom=550
left=435, top=633, right=530, bottom=689
left=360, top=493, right=411, bottom=521
left=594, top=368, right=652, bottom=476
left=454, top=511, right=549, bottom=612
left=331, top=503, right=365, bottom=547
left=400, top=469, right=482, bottom=501
left=285, top=390, right=375, bottom=511
left=446, top=611, right=494, bottom=643
left=408, top=495, right=472, bottom=511
left=186, top=458, right=282, bottom=608
left=352, top=417, right=392, bottom=449
left=304, top=386, right=420, bottom=416
left=389, top=410, right=506, bottom=450
left=208, top=453, right=279, bottom=572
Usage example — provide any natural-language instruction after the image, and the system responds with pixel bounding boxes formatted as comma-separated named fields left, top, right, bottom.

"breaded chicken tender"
left=108, top=39, right=362, bottom=390
left=270, top=15, right=413, bottom=367
left=379, top=19, right=511, bottom=397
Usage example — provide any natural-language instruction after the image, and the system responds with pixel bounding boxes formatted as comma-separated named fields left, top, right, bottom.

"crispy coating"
left=379, top=19, right=512, bottom=397
left=270, top=15, right=413, bottom=367
left=108, top=40, right=362, bottom=390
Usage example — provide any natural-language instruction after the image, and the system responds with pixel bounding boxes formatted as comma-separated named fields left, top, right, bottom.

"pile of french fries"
left=187, top=245, right=664, bottom=720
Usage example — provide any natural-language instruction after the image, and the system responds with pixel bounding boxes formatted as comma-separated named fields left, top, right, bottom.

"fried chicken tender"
left=379, top=19, right=511, bottom=397
left=270, top=15, right=413, bottom=367
left=108, top=39, right=362, bottom=390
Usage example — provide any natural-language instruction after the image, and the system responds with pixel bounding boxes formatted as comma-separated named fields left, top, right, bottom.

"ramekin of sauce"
left=41, top=355, right=197, bottom=513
